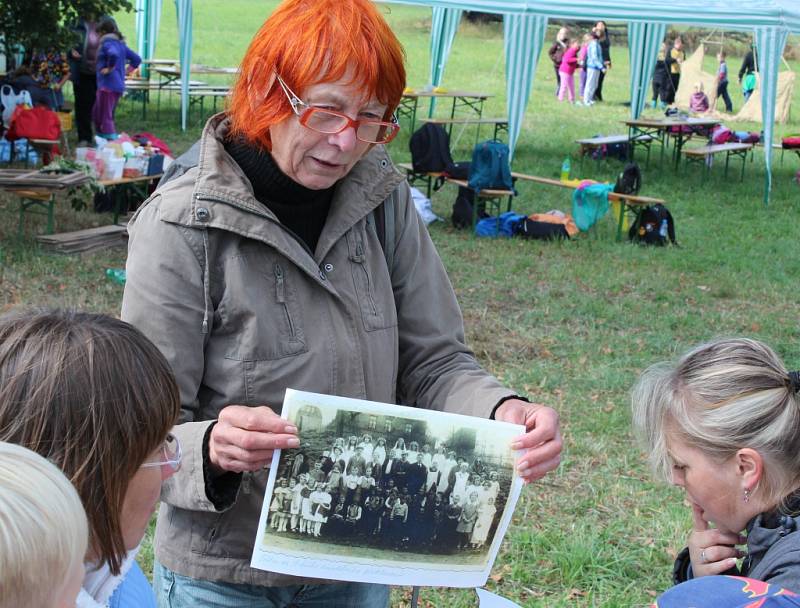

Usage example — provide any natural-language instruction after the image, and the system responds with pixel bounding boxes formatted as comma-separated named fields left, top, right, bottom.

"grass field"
left=2, top=3, right=800, bottom=607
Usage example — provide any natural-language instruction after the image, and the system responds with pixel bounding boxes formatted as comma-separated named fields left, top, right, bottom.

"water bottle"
left=106, top=268, right=126, bottom=285
left=560, top=157, right=571, bottom=182
left=659, top=219, right=668, bottom=239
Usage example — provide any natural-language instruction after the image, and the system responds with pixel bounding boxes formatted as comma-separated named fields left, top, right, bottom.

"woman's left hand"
left=494, top=399, right=562, bottom=484
left=688, top=503, right=745, bottom=577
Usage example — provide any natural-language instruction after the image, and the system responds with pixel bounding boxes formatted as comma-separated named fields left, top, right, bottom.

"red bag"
left=782, top=135, right=800, bottom=149
left=132, top=132, right=172, bottom=156
left=6, top=105, right=61, bottom=142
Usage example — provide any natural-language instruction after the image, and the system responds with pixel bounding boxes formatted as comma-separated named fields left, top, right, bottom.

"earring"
left=744, top=488, right=751, bottom=503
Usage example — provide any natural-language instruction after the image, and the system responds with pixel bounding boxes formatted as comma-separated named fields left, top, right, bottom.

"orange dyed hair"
left=227, top=0, right=406, bottom=149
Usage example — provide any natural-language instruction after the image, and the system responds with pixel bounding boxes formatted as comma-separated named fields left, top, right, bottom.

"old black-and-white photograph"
left=252, top=390, right=524, bottom=588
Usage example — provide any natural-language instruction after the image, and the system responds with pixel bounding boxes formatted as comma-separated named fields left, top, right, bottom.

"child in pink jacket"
left=558, top=39, right=580, bottom=103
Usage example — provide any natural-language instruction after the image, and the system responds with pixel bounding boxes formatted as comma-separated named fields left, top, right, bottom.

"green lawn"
left=2, top=4, right=800, bottom=607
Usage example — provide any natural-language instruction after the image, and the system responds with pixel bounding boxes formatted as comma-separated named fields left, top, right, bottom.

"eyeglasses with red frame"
left=274, top=73, right=400, bottom=145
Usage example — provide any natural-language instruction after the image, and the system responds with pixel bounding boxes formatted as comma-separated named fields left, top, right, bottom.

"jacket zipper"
left=353, top=243, right=378, bottom=316
left=274, top=264, right=297, bottom=338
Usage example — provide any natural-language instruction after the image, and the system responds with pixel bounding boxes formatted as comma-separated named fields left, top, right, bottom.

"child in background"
left=689, top=82, right=710, bottom=113
left=716, top=50, right=733, bottom=112
left=558, top=39, right=580, bottom=104
left=577, top=33, right=591, bottom=100
left=93, top=16, right=141, bottom=139
left=582, top=31, right=605, bottom=106
left=0, top=441, right=88, bottom=608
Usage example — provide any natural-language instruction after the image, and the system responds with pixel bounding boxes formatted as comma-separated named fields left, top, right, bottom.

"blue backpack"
left=468, top=140, right=514, bottom=193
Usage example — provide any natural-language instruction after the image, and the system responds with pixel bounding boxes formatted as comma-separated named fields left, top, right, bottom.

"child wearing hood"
left=93, top=17, right=141, bottom=139
left=690, top=82, right=709, bottom=113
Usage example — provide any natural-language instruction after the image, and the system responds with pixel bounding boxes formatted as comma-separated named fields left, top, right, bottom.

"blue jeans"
left=153, top=562, right=390, bottom=608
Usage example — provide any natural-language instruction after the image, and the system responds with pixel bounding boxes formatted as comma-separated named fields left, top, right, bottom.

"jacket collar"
left=181, top=113, right=403, bottom=262
left=745, top=497, right=800, bottom=565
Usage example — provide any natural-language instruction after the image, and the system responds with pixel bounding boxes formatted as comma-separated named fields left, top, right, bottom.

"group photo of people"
left=2, top=0, right=800, bottom=605
left=263, top=408, right=515, bottom=561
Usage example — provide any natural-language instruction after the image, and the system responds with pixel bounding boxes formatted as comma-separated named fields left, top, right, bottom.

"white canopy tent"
left=134, top=0, right=797, bottom=202
left=390, top=0, right=798, bottom=203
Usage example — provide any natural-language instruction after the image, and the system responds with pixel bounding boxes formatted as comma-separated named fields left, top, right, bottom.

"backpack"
left=452, top=186, right=487, bottom=229
left=409, top=123, right=456, bottom=174
left=628, top=203, right=677, bottom=246
left=468, top=140, right=514, bottom=193
left=614, top=162, right=642, bottom=196
left=782, top=135, right=800, bottom=149
left=517, top=218, right=570, bottom=240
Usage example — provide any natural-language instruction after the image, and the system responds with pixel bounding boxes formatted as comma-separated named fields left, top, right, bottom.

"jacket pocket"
left=347, top=231, right=397, bottom=332
left=221, top=256, right=307, bottom=361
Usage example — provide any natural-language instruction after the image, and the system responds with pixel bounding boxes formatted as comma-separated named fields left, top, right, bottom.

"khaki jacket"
left=121, top=114, right=515, bottom=586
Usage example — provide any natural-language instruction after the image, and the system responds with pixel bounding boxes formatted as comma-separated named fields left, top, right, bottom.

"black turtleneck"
left=224, top=138, right=334, bottom=253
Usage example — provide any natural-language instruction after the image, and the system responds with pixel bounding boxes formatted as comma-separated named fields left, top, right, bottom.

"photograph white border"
left=251, top=389, right=525, bottom=588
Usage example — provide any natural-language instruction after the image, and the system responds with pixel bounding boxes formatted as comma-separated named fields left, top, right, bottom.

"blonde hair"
left=0, top=442, right=88, bottom=608
left=632, top=337, right=800, bottom=508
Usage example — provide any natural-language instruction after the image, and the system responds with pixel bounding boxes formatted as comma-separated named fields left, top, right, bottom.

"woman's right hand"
left=208, top=405, right=300, bottom=473
left=688, top=504, right=745, bottom=577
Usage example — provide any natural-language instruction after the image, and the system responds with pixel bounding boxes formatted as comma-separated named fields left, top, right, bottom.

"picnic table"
left=397, top=89, right=493, bottom=133
left=575, top=133, right=656, bottom=167
left=624, top=117, right=720, bottom=170
left=4, top=171, right=162, bottom=236
left=420, top=117, right=508, bottom=145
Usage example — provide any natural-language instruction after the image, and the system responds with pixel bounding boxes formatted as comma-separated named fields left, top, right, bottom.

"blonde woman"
left=632, top=337, right=800, bottom=592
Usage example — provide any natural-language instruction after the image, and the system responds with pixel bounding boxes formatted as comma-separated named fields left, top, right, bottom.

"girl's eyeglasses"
left=274, top=73, right=400, bottom=145
left=141, top=433, right=182, bottom=473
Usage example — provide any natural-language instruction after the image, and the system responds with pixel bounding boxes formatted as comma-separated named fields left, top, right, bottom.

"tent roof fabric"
left=386, top=0, right=799, bottom=32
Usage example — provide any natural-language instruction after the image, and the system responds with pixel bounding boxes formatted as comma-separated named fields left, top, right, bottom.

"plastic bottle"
left=659, top=219, right=669, bottom=239
left=560, top=157, right=571, bottom=182
left=106, top=268, right=126, bottom=285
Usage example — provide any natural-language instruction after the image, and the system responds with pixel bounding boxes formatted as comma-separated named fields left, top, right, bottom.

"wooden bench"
left=575, top=133, right=656, bottom=167
left=420, top=117, right=508, bottom=142
left=683, top=142, right=753, bottom=181
left=6, top=188, right=57, bottom=236
left=511, top=172, right=668, bottom=241
left=444, top=178, right=515, bottom=230
left=396, top=162, right=445, bottom=199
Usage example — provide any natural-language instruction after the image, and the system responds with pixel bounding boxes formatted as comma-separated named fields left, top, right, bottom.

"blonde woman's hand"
left=688, top=503, right=745, bottom=577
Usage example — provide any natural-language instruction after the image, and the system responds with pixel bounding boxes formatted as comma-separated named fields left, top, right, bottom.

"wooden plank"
left=683, top=143, right=753, bottom=156
left=420, top=117, right=507, bottom=126
left=445, top=178, right=513, bottom=197
left=36, top=224, right=127, bottom=254
left=510, top=172, right=664, bottom=206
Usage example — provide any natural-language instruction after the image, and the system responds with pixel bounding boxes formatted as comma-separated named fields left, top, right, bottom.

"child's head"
left=632, top=337, right=800, bottom=511
left=97, top=16, right=121, bottom=38
left=0, top=442, right=88, bottom=608
left=694, top=81, right=705, bottom=93
left=583, top=33, right=592, bottom=44
left=570, top=39, right=580, bottom=49
left=673, top=36, right=683, bottom=49
left=0, top=310, right=180, bottom=575
left=718, top=50, right=727, bottom=61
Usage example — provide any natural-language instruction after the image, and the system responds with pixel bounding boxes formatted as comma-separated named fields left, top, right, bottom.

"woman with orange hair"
left=122, top=0, right=562, bottom=605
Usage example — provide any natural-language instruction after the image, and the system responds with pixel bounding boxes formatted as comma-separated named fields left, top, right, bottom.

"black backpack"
left=451, top=185, right=487, bottom=229
left=409, top=123, right=470, bottom=180
left=614, top=162, right=642, bottom=195
left=409, top=123, right=454, bottom=174
left=628, top=203, right=677, bottom=246
left=516, top=218, right=570, bottom=240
